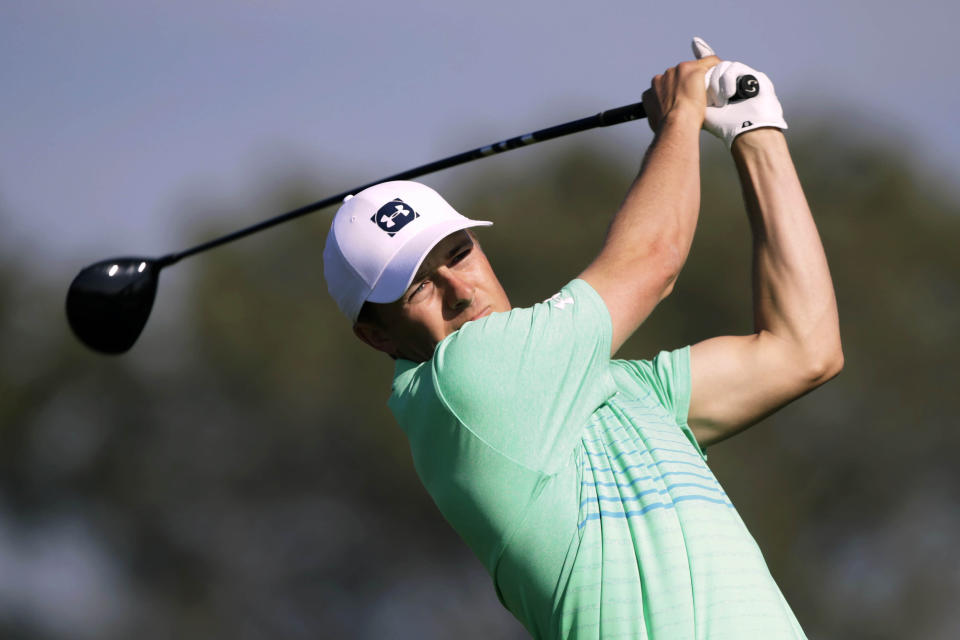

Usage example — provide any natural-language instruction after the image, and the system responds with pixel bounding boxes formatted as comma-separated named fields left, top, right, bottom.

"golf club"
left=66, top=77, right=759, bottom=354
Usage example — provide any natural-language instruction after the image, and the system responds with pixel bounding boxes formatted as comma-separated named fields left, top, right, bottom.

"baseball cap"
left=323, top=181, right=492, bottom=323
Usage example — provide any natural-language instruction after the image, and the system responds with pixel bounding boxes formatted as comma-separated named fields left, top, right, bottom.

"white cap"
left=323, top=181, right=492, bottom=322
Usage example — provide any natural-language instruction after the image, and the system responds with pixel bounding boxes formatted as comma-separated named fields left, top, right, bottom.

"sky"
left=1, top=3, right=958, bottom=635
left=1, top=0, right=957, bottom=278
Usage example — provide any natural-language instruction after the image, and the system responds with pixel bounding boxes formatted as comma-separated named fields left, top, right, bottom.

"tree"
left=1, top=127, right=957, bottom=639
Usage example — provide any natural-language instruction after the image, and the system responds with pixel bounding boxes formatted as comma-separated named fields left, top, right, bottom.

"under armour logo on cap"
left=372, top=198, right=420, bottom=237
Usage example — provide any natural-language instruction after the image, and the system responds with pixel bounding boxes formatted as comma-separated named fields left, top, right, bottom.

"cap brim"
left=366, top=218, right=492, bottom=305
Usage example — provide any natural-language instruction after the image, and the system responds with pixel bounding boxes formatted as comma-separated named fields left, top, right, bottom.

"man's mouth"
left=467, top=306, right=491, bottom=323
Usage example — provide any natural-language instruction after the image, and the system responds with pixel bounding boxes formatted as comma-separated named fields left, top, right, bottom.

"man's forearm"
left=608, top=108, right=703, bottom=275
left=733, top=129, right=842, bottom=377
left=579, top=54, right=719, bottom=354
left=581, top=108, right=703, bottom=353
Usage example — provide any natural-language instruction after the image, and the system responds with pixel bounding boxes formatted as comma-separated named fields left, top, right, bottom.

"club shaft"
left=161, top=101, right=647, bottom=266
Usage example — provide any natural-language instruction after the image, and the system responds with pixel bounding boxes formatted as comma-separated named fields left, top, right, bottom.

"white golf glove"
left=692, top=37, right=788, bottom=148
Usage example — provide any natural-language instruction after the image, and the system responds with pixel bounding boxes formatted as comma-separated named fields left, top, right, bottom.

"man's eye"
left=451, top=247, right=472, bottom=265
left=408, top=281, right=429, bottom=301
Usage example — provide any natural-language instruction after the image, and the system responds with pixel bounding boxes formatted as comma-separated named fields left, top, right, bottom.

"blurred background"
left=2, top=1, right=958, bottom=638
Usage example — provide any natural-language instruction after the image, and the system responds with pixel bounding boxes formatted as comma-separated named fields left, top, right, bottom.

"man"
left=323, top=38, right=841, bottom=639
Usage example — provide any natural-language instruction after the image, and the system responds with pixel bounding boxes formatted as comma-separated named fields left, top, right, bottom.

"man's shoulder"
left=390, top=356, right=440, bottom=411
left=391, top=278, right=617, bottom=438
left=435, top=278, right=610, bottom=363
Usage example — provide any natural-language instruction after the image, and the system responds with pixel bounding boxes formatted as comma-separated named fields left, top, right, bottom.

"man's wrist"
left=660, top=104, right=703, bottom=135
left=731, top=127, right=795, bottom=189
left=731, top=127, right=786, bottom=156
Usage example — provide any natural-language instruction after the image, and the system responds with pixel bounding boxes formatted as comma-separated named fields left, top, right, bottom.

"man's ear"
left=352, top=321, right=397, bottom=357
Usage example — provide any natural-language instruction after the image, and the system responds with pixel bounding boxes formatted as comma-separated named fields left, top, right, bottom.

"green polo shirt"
left=389, top=279, right=805, bottom=639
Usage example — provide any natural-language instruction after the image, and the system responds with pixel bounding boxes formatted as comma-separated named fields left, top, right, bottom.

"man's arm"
left=688, top=128, right=843, bottom=446
left=579, top=55, right=718, bottom=355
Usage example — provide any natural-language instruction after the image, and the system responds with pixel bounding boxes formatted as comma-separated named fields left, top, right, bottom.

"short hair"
left=354, top=300, right=397, bottom=360
left=355, top=301, right=382, bottom=327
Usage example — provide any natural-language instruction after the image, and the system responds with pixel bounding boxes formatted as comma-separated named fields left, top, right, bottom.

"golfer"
left=323, top=38, right=841, bottom=639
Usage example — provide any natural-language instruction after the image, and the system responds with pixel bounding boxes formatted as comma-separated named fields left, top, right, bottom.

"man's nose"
left=439, top=269, right=474, bottom=310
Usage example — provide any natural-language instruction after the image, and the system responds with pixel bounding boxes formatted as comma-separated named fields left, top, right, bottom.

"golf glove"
left=692, top=38, right=788, bottom=148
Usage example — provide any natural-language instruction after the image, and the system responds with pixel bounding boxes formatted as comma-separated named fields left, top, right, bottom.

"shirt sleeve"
left=611, top=346, right=706, bottom=459
left=429, top=279, right=617, bottom=472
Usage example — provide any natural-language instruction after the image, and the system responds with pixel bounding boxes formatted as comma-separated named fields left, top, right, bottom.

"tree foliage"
left=1, top=128, right=958, bottom=639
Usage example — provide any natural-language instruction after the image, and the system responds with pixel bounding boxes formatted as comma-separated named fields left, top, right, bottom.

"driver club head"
left=66, top=257, right=162, bottom=354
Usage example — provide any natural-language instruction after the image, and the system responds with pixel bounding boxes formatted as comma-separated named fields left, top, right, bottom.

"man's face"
left=354, top=230, right=511, bottom=362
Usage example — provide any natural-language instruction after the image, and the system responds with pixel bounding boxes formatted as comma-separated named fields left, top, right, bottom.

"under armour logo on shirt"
left=372, top=198, right=420, bottom=237
left=546, top=292, right=574, bottom=310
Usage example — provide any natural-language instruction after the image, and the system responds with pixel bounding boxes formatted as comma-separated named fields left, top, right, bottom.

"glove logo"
left=742, top=120, right=753, bottom=128
left=371, top=198, right=420, bottom=237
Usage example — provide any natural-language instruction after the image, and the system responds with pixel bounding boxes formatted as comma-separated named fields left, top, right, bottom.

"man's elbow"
left=652, top=242, right=685, bottom=302
left=801, top=342, right=844, bottom=388
left=596, top=239, right=684, bottom=303
left=658, top=271, right=679, bottom=302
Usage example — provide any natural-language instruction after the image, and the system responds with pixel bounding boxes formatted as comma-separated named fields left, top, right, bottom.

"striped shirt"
left=390, top=279, right=806, bottom=639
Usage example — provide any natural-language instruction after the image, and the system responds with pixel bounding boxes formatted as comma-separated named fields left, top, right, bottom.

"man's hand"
left=692, top=38, right=788, bottom=148
left=642, top=53, right=720, bottom=133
